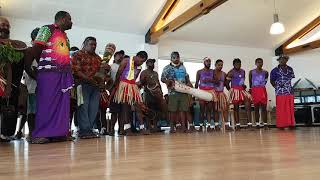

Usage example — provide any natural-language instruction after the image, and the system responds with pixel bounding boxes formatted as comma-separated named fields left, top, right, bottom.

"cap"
left=171, top=51, right=180, bottom=60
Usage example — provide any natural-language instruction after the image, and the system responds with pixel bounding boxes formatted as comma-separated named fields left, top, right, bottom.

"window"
left=305, top=96, right=316, bottom=103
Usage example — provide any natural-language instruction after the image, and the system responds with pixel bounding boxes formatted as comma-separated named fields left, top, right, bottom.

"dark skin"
left=270, top=57, right=295, bottom=130
left=114, top=56, right=145, bottom=87
left=195, top=59, right=215, bottom=131
left=16, top=36, right=39, bottom=138
left=114, top=53, right=124, bottom=64
left=75, top=39, right=100, bottom=85
left=161, top=57, right=193, bottom=133
left=249, top=59, right=269, bottom=127
left=270, top=58, right=288, bottom=88
left=213, top=61, right=229, bottom=131
left=23, top=13, right=73, bottom=142
left=0, top=17, right=10, bottom=39
left=109, top=54, right=123, bottom=135
left=140, top=61, right=162, bottom=99
left=25, top=13, right=73, bottom=80
left=225, top=62, right=252, bottom=129
left=0, top=18, right=12, bottom=97
left=112, top=56, right=146, bottom=135
left=140, top=61, right=164, bottom=133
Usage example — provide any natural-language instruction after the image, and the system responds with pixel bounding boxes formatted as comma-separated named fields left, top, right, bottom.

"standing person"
left=249, top=58, right=269, bottom=128
left=0, top=17, right=25, bottom=142
left=15, top=27, right=40, bottom=140
left=72, top=37, right=102, bottom=139
left=226, top=58, right=252, bottom=130
left=113, top=51, right=148, bottom=135
left=26, top=11, right=73, bottom=144
left=95, top=44, right=114, bottom=136
left=270, top=55, right=295, bottom=129
left=109, top=50, right=125, bottom=135
left=69, top=46, right=79, bottom=134
left=140, top=58, right=164, bottom=133
left=213, top=59, right=229, bottom=130
left=195, top=57, right=216, bottom=131
left=161, top=51, right=193, bottom=133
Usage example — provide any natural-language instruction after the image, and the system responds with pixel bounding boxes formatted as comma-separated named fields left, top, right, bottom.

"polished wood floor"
left=1, top=128, right=320, bottom=180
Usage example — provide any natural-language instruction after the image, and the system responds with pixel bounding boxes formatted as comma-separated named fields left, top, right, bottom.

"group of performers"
left=0, top=11, right=296, bottom=144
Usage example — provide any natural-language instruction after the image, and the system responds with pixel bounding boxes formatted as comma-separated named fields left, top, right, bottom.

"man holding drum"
left=161, top=52, right=193, bottom=133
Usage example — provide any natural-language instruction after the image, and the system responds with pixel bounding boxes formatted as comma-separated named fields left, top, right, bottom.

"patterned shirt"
left=161, top=63, right=187, bottom=94
left=251, top=69, right=267, bottom=87
left=34, top=24, right=70, bottom=69
left=270, top=65, right=295, bottom=95
left=199, top=69, right=214, bottom=90
left=228, top=68, right=245, bottom=87
left=71, top=50, right=101, bottom=79
left=161, top=63, right=187, bottom=83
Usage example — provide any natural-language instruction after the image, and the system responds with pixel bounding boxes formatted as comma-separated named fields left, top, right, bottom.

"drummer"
left=161, top=51, right=193, bottom=133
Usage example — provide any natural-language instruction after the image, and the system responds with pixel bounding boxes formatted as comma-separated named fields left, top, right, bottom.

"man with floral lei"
left=0, top=16, right=27, bottom=142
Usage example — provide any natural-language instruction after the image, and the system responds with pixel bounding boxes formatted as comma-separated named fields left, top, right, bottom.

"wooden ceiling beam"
left=145, top=0, right=228, bottom=44
left=275, top=16, right=320, bottom=56
left=150, top=0, right=180, bottom=33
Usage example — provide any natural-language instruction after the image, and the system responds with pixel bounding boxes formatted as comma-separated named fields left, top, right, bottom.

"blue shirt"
left=270, top=65, right=295, bottom=95
left=161, top=63, right=187, bottom=94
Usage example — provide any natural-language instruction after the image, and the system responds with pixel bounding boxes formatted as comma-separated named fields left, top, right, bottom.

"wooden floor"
left=1, top=128, right=320, bottom=180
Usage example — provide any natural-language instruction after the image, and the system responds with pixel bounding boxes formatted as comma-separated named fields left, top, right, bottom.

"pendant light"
left=270, top=0, right=285, bottom=35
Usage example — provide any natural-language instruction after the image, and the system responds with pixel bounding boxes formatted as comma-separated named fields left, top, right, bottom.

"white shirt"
left=23, top=60, right=37, bottom=94
left=110, top=63, right=120, bottom=82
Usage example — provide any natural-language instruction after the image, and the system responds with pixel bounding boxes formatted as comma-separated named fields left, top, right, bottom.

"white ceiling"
left=2, top=0, right=320, bottom=49
left=1, top=0, right=166, bottom=35
left=164, top=0, right=320, bottom=48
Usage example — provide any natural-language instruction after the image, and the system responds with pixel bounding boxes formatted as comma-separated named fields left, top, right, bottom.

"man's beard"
left=0, top=28, right=10, bottom=38
left=171, top=61, right=181, bottom=66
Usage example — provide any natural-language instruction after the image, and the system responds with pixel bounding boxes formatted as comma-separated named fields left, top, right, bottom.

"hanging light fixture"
left=270, top=0, right=285, bottom=35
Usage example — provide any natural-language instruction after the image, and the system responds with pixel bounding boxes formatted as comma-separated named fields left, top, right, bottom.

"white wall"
left=158, top=39, right=276, bottom=105
left=286, top=49, right=320, bottom=87
left=8, top=17, right=145, bottom=56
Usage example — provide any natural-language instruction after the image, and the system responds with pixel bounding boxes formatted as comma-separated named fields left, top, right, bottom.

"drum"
left=174, top=81, right=217, bottom=102
left=102, top=43, right=116, bottom=63
left=95, top=42, right=115, bottom=88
